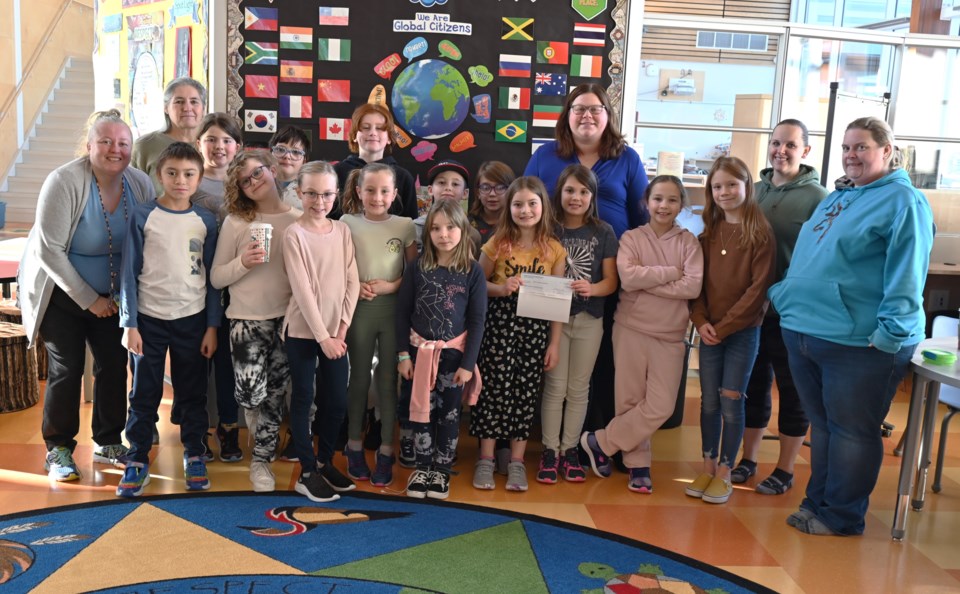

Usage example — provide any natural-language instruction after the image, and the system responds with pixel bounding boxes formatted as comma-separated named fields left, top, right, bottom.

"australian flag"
left=534, top=72, right=567, bottom=96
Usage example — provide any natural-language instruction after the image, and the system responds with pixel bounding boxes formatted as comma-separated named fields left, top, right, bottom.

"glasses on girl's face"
left=271, top=145, right=306, bottom=160
left=570, top=105, right=606, bottom=117
left=301, top=191, right=338, bottom=202
left=478, top=183, right=508, bottom=195
left=240, top=165, right=265, bottom=189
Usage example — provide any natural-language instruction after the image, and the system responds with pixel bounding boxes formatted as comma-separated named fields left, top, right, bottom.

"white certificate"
left=516, top=273, right=573, bottom=323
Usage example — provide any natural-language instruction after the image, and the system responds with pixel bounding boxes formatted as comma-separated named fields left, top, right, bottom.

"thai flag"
left=574, top=23, right=606, bottom=47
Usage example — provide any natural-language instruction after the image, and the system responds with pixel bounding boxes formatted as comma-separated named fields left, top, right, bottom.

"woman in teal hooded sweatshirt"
left=769, top=116, right=934, bottom=537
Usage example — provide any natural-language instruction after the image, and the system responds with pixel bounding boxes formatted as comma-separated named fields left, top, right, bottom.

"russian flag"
left=280, top=96, right=312, bottom=119
left=499, top=54, right=532, bottom=78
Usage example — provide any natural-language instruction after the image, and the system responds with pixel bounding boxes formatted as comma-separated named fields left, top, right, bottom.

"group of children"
left=114, top=109, right=776, bottom=506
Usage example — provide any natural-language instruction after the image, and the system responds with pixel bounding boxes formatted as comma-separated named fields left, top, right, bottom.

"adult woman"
left=132, top=77, right=207, bottom=194
left=19, top=110, right=155, bottom=481
left=525, top=83, right=649, bottom=451
left=769, top=116, right=934, bottom=536
left=733, top=119, right=827, bottom=495
left=333, top=103, right=419, bottom=220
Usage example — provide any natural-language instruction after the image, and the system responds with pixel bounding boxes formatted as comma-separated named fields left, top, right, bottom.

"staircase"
left=1, top=57, right=94, bottom=224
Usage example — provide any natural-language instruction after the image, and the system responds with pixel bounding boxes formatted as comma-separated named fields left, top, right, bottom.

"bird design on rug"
left=0, top=522, right=89, bottom=584
left=578, top=562, right=730, bottom=594
left=241, top=506, right=411, bottom=537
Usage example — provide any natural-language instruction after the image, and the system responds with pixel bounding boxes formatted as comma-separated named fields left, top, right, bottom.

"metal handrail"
left=0, top=0, right=74, bottom=122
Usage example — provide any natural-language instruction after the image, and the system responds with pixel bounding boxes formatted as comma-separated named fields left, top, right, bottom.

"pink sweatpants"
left=596, top=324, right=686, bottom=469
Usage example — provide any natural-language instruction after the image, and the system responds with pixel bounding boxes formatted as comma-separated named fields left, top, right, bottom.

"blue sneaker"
left=116, top=462, right=150, bottom=497
left=580, top=432, right=612, bottom=478
left=344, top=447, right=371, bottom=481
left=184, top=456, right=210, bottom=491
left=370, top=452, right=395, bottom=487
left=45, top=446, right=81, bottom=481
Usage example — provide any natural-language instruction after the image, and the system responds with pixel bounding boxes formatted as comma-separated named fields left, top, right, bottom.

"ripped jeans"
left=698, top=326, right=761, bottom=468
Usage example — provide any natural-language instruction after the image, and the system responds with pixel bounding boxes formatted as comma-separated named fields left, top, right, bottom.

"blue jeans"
left=782, top=329, right=915, bottom=535
left=285, top=334, right=348, bottom=472
left=698, top=326, right=760, bottom=468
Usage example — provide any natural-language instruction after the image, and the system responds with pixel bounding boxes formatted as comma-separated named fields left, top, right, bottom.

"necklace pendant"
left=721, top=249, right=727, bottom=256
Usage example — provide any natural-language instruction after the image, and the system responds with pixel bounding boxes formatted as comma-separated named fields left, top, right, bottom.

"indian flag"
left=318, top=38, right=351, bottom=61
left=570, top=54, right=602, bottom=78
left=280, top=27, right=312, bottom=50
left=532, top=104, right=562, bottom=128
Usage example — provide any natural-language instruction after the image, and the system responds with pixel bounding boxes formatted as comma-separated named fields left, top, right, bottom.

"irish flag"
left=280, top=27, right=312, bottom=50
left=570, top=54, right=602, bottom=78
left=318, top=38, right=351, bottom=61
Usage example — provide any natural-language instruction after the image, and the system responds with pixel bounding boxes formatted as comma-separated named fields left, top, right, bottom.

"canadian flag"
left=318, top=117, right=352, bottom=141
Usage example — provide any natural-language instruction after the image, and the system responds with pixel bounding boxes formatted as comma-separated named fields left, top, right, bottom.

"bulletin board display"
left=94, top=0, right=210, bottom=138
left=226, top=0, right=628, bottom=185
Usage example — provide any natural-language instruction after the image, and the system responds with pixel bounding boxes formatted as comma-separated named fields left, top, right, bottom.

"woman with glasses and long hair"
left=333, top=103, right=419, bottom=220
left=468, top=161, right=515, bottom=244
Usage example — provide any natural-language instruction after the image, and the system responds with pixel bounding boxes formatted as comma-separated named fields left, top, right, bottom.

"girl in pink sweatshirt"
left=581, top=175, right=703, bottom=493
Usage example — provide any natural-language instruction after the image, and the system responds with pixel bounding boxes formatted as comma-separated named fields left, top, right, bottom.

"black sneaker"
left=278, top=430, right=299, bottom=463
left=399, top=435, right=416, bottom=468
left=427, top=469, right=450, bottom=500
left=406, top=468, right=431, bottom=499
left=295, top=471, right=340, bottom=502
left=319, top=461, right=356, bottom=492
left=216, top=424, right=243, bottom=463
left=201, top=432, right=214, bottom=463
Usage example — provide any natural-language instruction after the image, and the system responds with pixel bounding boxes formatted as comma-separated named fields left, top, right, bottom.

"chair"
left=932, top=314, right=960, bottom=493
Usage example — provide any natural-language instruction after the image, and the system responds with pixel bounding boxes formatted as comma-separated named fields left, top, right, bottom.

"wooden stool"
left=0, top=304, right=47, bottom=380
left=0, top=321, right=39, bottom=412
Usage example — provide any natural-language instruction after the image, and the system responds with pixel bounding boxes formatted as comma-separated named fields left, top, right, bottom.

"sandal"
left=756, top=474, right=793, bottom=495
left=730, top=461, right=757, bottom=484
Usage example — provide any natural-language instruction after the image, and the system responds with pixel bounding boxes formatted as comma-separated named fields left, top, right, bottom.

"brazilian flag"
left=495, top=120, right=528, bottom=143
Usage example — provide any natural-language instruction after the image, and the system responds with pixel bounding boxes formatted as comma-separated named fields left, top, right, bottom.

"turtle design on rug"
left=579, top=561, right=730, bottom=594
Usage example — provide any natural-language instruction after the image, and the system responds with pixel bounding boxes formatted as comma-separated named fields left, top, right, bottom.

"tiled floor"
left=1, top=373, right=958, bottom=593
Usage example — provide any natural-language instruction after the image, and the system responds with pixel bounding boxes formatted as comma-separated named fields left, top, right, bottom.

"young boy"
left=413, top=160, right=482, bottom=256
left=117, top=142, right=222, bottom=497
left=269, top=125, right=311, bottom=209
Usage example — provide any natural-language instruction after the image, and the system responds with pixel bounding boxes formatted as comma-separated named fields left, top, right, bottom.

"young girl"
left=193, top=113, right=242, bottom=464
left=470, top=176, right=566, bottom=491
left=538, top=165, right=618, bottom=484
left=340, top=163, right=417, bottom=487
left=396, top=200, right=487, bottom=499
left=580, top=176, right=703, bottom=493
left=283, top=160, right=360, bottom=502
left=468, top=161, right=515, bottom=244
left=687, top=157, right=776, bottom=504
left=210, top=150, right=299, bottom=491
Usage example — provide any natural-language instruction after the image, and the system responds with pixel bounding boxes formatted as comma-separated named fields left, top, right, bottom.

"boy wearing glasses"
left=117, top=142, right=222, bottom=497
left=269, top=126, right=311, bottom=209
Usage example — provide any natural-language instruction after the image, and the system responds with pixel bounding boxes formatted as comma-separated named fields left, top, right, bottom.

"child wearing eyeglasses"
left=268, top=125, right=311, bottom=209
left=468, top=161, right=515, bottom=245
left=209, top=149, right=301, bottom=493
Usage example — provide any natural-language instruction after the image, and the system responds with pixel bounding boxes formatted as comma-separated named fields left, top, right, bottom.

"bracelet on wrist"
left=397, top=354, right=411, bottom=363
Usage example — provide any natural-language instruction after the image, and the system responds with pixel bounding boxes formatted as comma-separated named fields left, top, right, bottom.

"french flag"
left=280, top=96, right=312, bottom=119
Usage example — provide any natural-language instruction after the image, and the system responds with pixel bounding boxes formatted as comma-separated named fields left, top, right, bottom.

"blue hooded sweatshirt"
left=768, top=168, right=934, bottom=353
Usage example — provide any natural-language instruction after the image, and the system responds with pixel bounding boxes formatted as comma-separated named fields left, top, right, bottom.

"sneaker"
left=216, top=424, right=243, bottom=463
left=427, top=469, right=451, bottom=500
left=295, top=471, right=340, bottom=502
left=472, top=458, right=495, bottom=490
left=580, top=432, right=612, bottom=478
left=201, top=433, right=214, bottom=463
left=371, top=453, right=395, bottom=487
left=250, top=461, right=275, bottom=492
left=45, top=446, right=81, bottom=481
left=319, top=461, right=356, bottom=492
left=399, top=435, right=416, bottom=468
left=494, top=446, right=511, bottom=475
left=628, top=468, right=653, bottom=494
left=685, top=472, right=714, bottom=498
left=92, top=443, right=128, bottom=468
left=561, top=448, right=587, bottom=482
left=344, top=447, right=371, bottom=481
left=536, top=450, right=559, bottom=484
left=702, top=476, right=733, bottom=504
left=506, top=461, right=528, bottom=492
left=183, top=456, right=211, bottom=491
left=116, top=462, right=150, bottom=497
left=406, top=468, right=431, bottom=499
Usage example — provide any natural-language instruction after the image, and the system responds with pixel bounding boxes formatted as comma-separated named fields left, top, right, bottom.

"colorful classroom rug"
left=0, top=491, right=774, bottom=593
